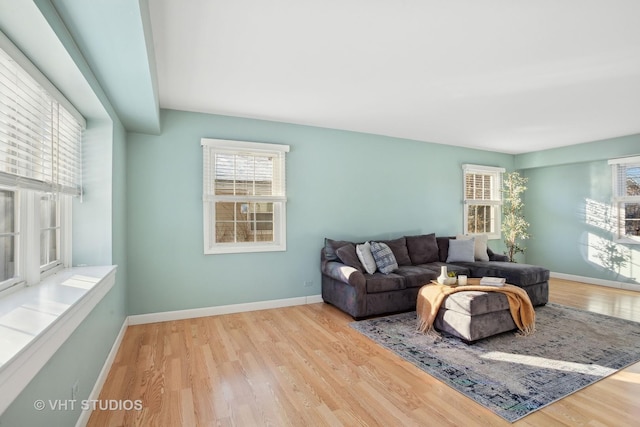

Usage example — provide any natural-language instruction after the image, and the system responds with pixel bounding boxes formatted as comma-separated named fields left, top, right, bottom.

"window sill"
left=204, top=243, right=287, bottom=255
left=615, top=236, right=640, bottom=245
left=0, top=265, right=117, bottom=414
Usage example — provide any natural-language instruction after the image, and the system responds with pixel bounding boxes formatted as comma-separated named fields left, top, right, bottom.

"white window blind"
left=0, top=46, right=83, bottom=195
left=202, top=138, right=289, bottom=254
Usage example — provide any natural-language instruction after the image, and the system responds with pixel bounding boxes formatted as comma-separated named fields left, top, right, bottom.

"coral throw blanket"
left=417, top=282, right=536, bottom=337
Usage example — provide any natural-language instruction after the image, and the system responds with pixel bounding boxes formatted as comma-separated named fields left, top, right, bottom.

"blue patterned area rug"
left=350, top=303, right=640, bottom=422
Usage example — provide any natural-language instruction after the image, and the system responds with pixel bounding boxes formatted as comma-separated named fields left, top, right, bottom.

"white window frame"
left=202, top=138, right=289, bottom=254
left=462, top=164, right=505, bottom=240
left=609, top=156, right=640, bottom=244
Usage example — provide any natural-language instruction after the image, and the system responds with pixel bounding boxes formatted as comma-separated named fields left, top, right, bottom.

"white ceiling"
left=148, top=0, right=640, bottom=154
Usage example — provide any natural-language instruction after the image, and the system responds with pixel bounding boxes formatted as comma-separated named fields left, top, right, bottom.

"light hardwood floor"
left=87, top=279, right=640, bottom=426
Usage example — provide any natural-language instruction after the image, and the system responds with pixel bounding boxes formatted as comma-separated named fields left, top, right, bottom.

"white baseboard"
left=551, top=272, right=640, bottom=291
left=306, top=294, right=324, bottom=304
left=128, top=294, right=324, bottom=325
left=75, top=317, right=129, bottom=427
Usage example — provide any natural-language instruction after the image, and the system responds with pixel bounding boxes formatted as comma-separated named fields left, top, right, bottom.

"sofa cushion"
left=324, top=238, right=352, bottom=261
left=370, top=241, right=399, bottom=274
left=356, top=242, right=377, bottom=274
left=446, top=238, right=475, bottom=262
left=394, top=266, right=438, bottom=288
left=365, top=272, right=406, bottom=293
left=335, top=243, right=364, bottom=272
left=441, top=291, right=511, bottom=316
left=405, top=233, right=439, bottom=264
left=452, top=261, right=550, bottom=287
left=418, top=262, right=471, bottom=276
left=456, top=233, right=490, bottom=262
left=380, top=237, right=412, bottom=266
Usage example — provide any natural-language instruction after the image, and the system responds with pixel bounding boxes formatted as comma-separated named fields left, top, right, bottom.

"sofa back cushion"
left=405, top=233, right=439, bottom=264
left=379, top=237, right=412, bottom=266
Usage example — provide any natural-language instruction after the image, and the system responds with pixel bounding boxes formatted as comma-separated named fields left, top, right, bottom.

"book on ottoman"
left=480, top=277, right=506, bottom=287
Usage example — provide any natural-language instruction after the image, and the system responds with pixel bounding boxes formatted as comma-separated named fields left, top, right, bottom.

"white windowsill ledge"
left=0, top=265, right=117, bottom=415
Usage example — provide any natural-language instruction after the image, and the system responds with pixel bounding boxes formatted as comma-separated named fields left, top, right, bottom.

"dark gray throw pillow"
left=335, top=243, right=364, bottom=272
left=405, top=233, right=439, bottom=264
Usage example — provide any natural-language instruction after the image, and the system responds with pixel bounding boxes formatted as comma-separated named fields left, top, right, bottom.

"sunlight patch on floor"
left=481, top=351, right=615, bottom=376
left=610, top=370, right=640, bottom=384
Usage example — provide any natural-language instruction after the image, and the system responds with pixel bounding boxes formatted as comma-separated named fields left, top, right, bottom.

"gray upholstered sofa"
left=321, top=234, right=549, bottom=319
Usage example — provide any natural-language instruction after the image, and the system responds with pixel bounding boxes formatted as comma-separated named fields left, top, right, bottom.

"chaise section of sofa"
left=434, top=236, right=549, bottom=306
left=321, top=234, right=549, bottom=319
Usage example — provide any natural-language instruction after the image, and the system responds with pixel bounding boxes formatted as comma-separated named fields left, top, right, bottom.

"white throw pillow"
left=456, top=234, right=490, bottom=261
left=356, top=241, right=377, bottom=274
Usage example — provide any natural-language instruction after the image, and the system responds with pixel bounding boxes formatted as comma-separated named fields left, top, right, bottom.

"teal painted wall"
left=126, top=109, right=513, bottom=315
left=522, top=139, right=639, bottom=284
left=73, top=120, right=113, bottom=266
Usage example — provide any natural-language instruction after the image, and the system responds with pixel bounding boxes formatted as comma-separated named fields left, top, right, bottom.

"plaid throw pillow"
left=370, top=241, right=398, bottom=274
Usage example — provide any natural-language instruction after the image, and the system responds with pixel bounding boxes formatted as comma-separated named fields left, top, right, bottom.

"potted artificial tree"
left=502, top=171, right=530, bottom=262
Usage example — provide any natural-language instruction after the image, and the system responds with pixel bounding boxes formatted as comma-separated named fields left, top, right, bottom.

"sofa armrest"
left=488, top=251, right=509, bottom=262
left=322, top=261, right=366, bottom=290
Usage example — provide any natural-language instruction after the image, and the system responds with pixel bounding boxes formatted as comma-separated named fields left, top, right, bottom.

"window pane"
left=624, top=203, right=640, bottom=236
left=235, top=222, right=253, bottom=242
left=467, top=205, right=493, bottom=234
left=0, top=236, right=15, bottom=281
left=625, top=167, right=640, bottom=196
left=234, top=155, right=251, bottom=195
left=40, top=195, right=57, bottom=229
left=215, top=222, right=234, bottom=243
left=0, top=190, right=14, bottom=233
left=214, top=153, right=235, bottom=195
left=254, top=156, right=273, bottom=196
left=0, top=190, right=15, bottom=281
left=251, top=205, right=274, bottom=241
left=215, top=201, right=236, bottom=221
left=40, top=194, right=59, bottom=267
left=40, top=229, right=57, bottom=266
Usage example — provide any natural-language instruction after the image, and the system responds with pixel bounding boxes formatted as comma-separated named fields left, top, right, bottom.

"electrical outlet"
left=303, top=280, right=313, bottom=287
left=71, top=380, right=79, bottom=400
